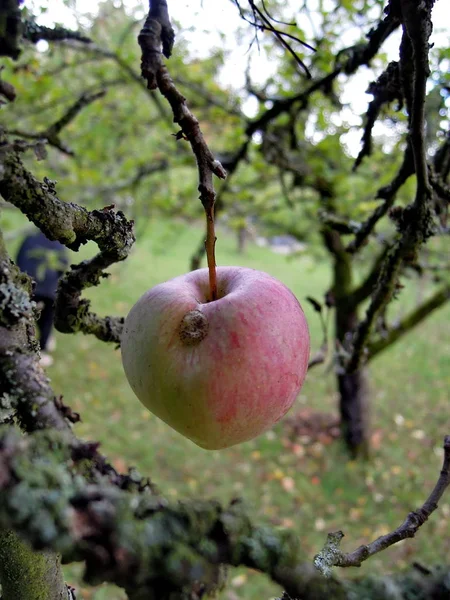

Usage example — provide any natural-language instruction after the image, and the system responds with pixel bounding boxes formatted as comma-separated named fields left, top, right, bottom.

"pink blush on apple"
left=121, top=266, right=310, bottom=449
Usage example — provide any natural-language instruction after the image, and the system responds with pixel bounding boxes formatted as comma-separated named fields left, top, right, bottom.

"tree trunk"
left=237, top=226, right=247, bottom=254
left=321, top=227, right=371, bottom=457
left=0, top=530, right=69, bottom=600
left=336, top=304, right=370, bottom=458
left=338, top=369, right=370, bottom=459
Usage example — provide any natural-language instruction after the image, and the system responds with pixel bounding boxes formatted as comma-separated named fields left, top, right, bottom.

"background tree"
left=190, top=0, right=450, bottom=457
left=6, top=0, right=448, bottom=457
left=0, top=1, right=449, bottom=599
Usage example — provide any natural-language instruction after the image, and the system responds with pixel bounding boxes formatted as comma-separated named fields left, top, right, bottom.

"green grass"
left=2, top=215, right=450, bottom=600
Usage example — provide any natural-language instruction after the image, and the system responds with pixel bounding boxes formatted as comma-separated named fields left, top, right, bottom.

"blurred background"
left=1, top=1, right=449, bottom=598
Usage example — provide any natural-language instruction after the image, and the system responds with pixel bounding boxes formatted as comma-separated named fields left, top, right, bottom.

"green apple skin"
left=121, top=266, right=310, bottom=449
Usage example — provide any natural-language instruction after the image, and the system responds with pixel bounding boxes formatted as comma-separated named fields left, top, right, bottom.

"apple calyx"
left=178, top=309, right=209, bottom=346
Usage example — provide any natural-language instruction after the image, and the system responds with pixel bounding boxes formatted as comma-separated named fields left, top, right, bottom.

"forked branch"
left=315, top=435, right=450, bottom=575
left=138, top=1, right=227, bottom=300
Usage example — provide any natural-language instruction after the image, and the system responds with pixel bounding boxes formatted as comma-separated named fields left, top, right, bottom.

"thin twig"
left=23, top=19, right=91, bottom=44
left=138, top=2, right=226, bottom=300
left=7, top=90, right=106, bottom=156
left=346, top=147, right=415, bottom=253
left=315, top=435, right=450, bottom=576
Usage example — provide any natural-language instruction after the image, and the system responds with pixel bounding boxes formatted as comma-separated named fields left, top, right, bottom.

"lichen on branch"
left=346, top=0, right=436, bottom=373
left=0, top=134, right=135, bottom=342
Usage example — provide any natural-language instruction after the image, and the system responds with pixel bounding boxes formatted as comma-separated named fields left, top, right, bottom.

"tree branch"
left=320, top=211, right=362, bottom=235
left=189, top=6, right=400, bottom=270
left=348, top=245, right=390, bottom=307
left=0, top=140, right=134, bottom=343
left=138, top=2, right=226, bottom=300
left=245, top=0, right=313, bottom=78
left=0, top=425, right=449, bottom=599
left=367, top=285, right=450, bottom=360
left=137, top=0, right=175, bottom=91
left=353, top=61, right=402, bottom=170
left=7, top=90, right=106, bottom=156
left=315, top=435, right=450, bottom=575
left=0, top=425, right=302, bottom=599
left=399, top=0, right=432, bottom=199
left=346, top=147, right=415, bottom=253
left=346, top=0, right=435, bottom=373
left=245, top=6, right=399, bottom=139
left=22, top=19, right=91, bottom=45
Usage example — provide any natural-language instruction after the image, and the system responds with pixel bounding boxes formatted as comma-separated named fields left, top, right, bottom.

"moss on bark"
left=0, top=530, right=68, bottom=600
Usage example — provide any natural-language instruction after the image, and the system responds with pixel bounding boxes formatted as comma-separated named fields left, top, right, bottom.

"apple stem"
left=205, top=205, right=217, bottom=301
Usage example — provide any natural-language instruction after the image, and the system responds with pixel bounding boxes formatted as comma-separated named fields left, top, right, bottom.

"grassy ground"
left=3, top=215, right=450, bottom=599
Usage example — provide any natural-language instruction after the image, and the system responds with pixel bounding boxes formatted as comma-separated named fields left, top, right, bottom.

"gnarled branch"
left=0, top=138, right=134, bottom=343
left=346, top=0, right=436, bottom=373
left=315, top=435, right=450, bottom=575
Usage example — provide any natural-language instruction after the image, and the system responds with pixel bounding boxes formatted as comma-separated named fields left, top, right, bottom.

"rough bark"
left=337, top=369, right=370, bottom=459
left=336, top=301, right=370, bottom=459
left=323, top=227, right=370, bottom=457
left=0, top=230, right=71, bottom=599
left=0, top=426, right=448, bottom=600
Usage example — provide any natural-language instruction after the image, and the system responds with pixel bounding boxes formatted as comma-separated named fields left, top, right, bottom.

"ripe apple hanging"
left=121, top=266, right=310, bottom=449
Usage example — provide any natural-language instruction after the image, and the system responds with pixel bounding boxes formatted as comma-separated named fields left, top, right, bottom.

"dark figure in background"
left=16, top=231, right=68, bottom=354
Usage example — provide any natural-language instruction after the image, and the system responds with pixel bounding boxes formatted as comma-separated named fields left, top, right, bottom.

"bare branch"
left=346, top=147, right=415, bottom=253
left=315, top=435, right=450, bottom=575
left=353, top=61, right=402, bottom=170
left=137, top=0, right=175, bottom=90
left=246, top=0, right=314, bottom=78
left=22, top=19, right=91, bottom=45
left=346, top=0, right=436, bottom=373
left=367, top=285, right=450, bottom=360
left=7, top=90, right=106, bottom=156
left=138, top=2, right=226, bottom=300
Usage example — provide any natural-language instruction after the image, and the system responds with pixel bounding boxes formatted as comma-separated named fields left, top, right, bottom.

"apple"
left=121, top=266, right=310, bottom=449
